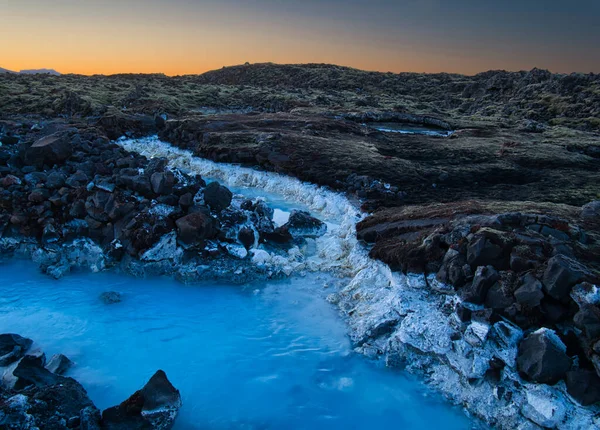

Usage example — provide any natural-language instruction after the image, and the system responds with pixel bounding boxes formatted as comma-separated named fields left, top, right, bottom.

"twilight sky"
left=1, top=0, right=599, bottom=75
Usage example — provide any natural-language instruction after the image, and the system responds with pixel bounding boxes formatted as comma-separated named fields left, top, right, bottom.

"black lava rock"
left=517, top=329, right=571, bottom=384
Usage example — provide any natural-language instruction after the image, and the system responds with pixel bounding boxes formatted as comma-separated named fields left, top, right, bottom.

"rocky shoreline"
left=0, top=120, right=328, bottom=284
left=0, top=333, right=182, bottom=429
left=1, top=121, right=600, bottom=429
left=1, top=64, right=599, bottom=428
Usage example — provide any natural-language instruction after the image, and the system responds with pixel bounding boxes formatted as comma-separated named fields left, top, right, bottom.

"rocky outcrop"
left=102, top=370, right=181, bottom=430
left=516, top=329, right=571, bottom=384
left=356, top=201, right=600, bottom=414
left=0, top=122, right=326, bottom=282
left=0, top=334, right=33, bottom=367
left=0, top=334, right=181, bottom=430
left=282, top=210, right=327, bottom=238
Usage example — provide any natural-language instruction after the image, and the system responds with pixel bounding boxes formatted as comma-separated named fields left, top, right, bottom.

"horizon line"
left=2, top=62, right=599, bottom=78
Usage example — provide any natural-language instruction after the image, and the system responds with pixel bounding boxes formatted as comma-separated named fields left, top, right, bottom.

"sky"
left=1, top=0, right=599, bottom=76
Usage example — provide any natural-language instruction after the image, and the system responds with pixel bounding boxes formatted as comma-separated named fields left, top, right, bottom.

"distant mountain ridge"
left=0, top=67, right=60, bottom=75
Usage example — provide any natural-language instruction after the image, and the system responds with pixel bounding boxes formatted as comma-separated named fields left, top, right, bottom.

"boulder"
left=0, top=379, right=101, bottom=429
left=131, top=176, right=152, bottom=196
left=573, top=305, right=600, bottom=340
left=175, top=212, right=218, bottom=247
left=514, top=274, right=544, bottom=308
left=437, top=248, right=468, bottom=287
left=484, top=281, right=515, bottom=310
left=565, top=369, right=600, bottom=406
left=516, top=328, right=571, bottom=384
left=466, top=234, right=506, bottom=269
left=66, top=170, right=89, bottom=188
left=100, top=291, right=123, bottom=305
left=581, top=200, right=600, bottom=227
left=1, top=174, right=21, bottom=187
left=45, top=353, right=74, bottom=375
left=282, top=210, right=327, bottom=238
left=46, top=171, right=67, bottom=189
left=0, top=334, right=33, bottom=366
left=203, top=182, right=232, bottom=212
left=238, top=226, right=255, bottom=250
left=13, top=355, right=62, bottom=389
left=24, top=133, right=73, bottom=167
left=542, top=255, right=588, bottom=301
left=150, top=171, right=175, bottom=195
left=102, top=370, right=182, bottom=430
left=461, top=265, right=499, bottom=304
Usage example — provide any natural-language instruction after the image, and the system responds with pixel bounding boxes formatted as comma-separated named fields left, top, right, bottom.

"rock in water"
left=13, top=355, right=62, bottom=390
left=283, top=210, right=327, bottom=238
left=0, top=379, right=102, bottom=429
left=0, top=333, right=33, bottom=366
left=100, top=291, right=123, bottom=305
left=516, top=328, right=571, bottom=384
left=102, top=370, right=182, bottom=430
left=45, top=353, right=74, bottom=375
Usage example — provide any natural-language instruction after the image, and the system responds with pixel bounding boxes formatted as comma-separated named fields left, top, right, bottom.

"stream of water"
left=0, top=260, right=473, bottom=429
left=0, top=137, right=476, bottom=429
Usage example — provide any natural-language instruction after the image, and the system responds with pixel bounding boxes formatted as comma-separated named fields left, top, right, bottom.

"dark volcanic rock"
left=0, top=334, right=33, bottom=366
left=24, top=133, right=73, bottom=167
left=175, top=212, right=218, bottom=247
left=0, top=379, right=101, bottom=430
left=573, top=305, right=600, bottom=340
left=102, top=370, right=182, bottom=430
left=150, top=171, right=175, bottom=195
left=581, top=200, right=600, bottom=228
left=238, top=226, right=255, bottom=250
left=203, top=181, right=233, bottom=212
left=514, top=274, right=544, bottom=308
left=100, top=291, right=123, bottom=305
left=13, top=355, right=62, bottom=389
left=517, top=329, right=571, bottom=384
left=566, top=369, right=600, bottom=406
left=542, top=255, right=588, bottom=301
left=461, top=265, right=499, bottom=304
left=485, top=281, right=515, bottom=310
left=45, top=353, right=74, bottom=375
left=437, top=249, right=468, bottom=288
left=466, top=228, right=512, bottom=269
left=283, top=210, right=326, bottom=238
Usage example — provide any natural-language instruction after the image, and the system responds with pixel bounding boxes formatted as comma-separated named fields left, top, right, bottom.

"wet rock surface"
left=0, top=334, right=181, bottom=430
left=102, top=370, right=181, bottom=430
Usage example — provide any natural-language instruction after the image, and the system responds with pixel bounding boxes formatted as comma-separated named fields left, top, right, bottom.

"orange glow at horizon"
left=1, top=1, right=598, bottom=76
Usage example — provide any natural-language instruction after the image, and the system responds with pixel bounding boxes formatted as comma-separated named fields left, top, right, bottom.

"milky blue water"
left=0, top=260, right=476, bottom=429
left=366, top=122, right=453, bottom=137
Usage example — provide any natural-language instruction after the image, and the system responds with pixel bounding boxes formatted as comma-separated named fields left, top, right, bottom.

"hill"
left=0, top=62, right=598, bottom=130
left=18, top=68, right=60, bottom=75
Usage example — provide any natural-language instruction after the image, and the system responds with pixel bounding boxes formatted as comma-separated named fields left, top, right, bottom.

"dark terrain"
left=1, top=63, right=600, bottom=426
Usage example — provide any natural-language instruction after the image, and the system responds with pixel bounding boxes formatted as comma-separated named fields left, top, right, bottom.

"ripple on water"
left=0, top=260, right=475, bottom=429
